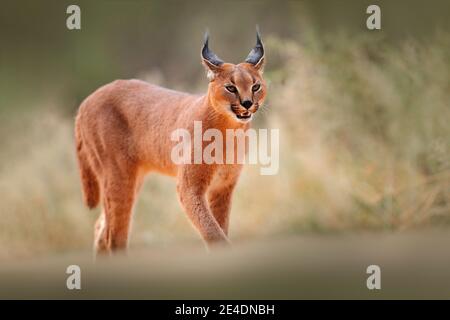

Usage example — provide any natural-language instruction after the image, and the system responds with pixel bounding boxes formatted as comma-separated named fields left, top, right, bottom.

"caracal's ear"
left=245, top=27, right=265, bottom=72
left=201, top=32, right=224, bottom=81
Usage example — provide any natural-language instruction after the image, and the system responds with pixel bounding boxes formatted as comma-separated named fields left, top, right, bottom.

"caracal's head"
left=201, top=30, right=266, bottom=124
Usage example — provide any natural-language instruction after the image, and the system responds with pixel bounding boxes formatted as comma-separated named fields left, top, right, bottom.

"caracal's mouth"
left=230, top=106, right=255, bottom=123
left=236, top=112, right=252, bottom=120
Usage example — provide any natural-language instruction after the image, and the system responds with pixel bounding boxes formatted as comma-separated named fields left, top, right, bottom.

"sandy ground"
left=1, top=230, right=450, bottom=299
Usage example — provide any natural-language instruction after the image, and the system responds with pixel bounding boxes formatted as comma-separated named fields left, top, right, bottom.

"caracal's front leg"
left=207, top=166, right=241, bottom=235
left=176, top=166, right=230, bottom=246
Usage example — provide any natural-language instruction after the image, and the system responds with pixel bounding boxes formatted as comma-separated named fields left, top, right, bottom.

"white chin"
left=234, top=114, right=253, bottom=123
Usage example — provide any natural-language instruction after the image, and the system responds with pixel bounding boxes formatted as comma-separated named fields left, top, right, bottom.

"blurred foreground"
left=2, top=231, right=450, bottom=299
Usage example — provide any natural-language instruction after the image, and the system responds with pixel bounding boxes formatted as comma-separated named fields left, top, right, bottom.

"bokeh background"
left=0, top=0, right=449, bottom=274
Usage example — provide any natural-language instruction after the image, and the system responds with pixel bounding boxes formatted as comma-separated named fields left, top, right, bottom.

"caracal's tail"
left=75, top=116, right=100, bottom=209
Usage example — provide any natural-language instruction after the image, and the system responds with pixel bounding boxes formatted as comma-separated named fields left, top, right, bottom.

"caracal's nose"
left=241, top=100, right=253, bottom=109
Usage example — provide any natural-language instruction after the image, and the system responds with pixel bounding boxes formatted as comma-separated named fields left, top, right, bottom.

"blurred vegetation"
left=0, top=0, right=449, bottom=259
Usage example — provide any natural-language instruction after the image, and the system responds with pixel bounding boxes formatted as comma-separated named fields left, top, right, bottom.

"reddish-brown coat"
left=75, top=61, right=266, bottom=255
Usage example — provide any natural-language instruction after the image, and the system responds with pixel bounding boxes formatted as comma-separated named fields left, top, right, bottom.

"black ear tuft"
left=245, top=26, right=265, bottom=66
left=201, top=31, right=224, bottom=67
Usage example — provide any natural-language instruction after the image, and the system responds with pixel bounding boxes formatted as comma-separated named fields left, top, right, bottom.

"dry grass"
left=0, top=32, right=449, bottom=260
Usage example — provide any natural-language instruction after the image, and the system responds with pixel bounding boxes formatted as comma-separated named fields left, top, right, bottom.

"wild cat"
left=75, top=30, right=266, bottom=255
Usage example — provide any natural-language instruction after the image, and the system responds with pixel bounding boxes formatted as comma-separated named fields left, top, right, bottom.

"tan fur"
left=75, top=59, right=266, bottom=255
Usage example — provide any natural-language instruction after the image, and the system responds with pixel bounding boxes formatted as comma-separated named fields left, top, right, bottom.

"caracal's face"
left=209, top=63, right=266, bottom=124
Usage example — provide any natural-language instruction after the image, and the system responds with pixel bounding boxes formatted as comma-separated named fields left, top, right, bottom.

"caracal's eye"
left=225, top=85, right=237, bottom=93
left=252, top=84, right=261, bottom=92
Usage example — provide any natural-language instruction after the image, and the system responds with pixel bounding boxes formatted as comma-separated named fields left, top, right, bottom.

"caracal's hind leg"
left=95, top=165, right=139, bottom=255
left=94, top=209, right=108, bottom=255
